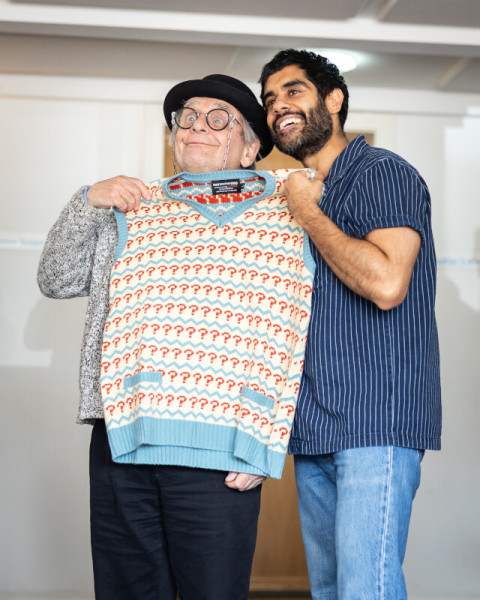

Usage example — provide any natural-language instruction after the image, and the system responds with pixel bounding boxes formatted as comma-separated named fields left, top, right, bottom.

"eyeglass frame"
left=171, top=106, right=238, bottom=132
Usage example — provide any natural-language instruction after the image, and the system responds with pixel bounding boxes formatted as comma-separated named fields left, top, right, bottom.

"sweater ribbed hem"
left=234, top=428, right=286, bottom=479
left=107, top=417, right=286, bottom=478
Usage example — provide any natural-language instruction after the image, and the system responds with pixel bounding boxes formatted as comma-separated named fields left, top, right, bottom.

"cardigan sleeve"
left=37, top=187, right=116, bottom=299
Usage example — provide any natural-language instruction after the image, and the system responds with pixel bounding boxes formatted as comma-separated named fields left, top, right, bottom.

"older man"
left=38, top=74, right=315, bottom=600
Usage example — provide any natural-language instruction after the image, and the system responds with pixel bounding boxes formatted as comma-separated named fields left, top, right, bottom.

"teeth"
left=279, top=117, right=302, bottom=131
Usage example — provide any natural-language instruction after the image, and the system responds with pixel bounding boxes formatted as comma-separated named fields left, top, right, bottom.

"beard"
left=272, top=101, right=333, bottom=162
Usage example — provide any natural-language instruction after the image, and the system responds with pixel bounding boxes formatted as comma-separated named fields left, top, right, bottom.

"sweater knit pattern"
left=101, top=169, right=315, bottom=478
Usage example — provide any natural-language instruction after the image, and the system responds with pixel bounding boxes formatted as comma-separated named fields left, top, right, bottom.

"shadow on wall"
left=405, top=260, right=480, bottom=595
left=476, top=227, right=480, bottom=280
left=0, top=291, right=94, bottom=597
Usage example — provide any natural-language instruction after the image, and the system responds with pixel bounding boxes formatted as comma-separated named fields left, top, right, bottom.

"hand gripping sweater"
left=101, top=169, right=315, bottom=478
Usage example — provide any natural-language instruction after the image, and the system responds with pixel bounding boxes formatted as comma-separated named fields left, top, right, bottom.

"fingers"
left=285, top=172, right=323, bottom=199
left=86, top=175, right=151, bottom=211
left=224, top=471, right=238, bottom=483
left=287, top=169, right=309, bottom=182
left=288, top=168, right=321, bottom=183
left=224, top=472, right=266, bottom=491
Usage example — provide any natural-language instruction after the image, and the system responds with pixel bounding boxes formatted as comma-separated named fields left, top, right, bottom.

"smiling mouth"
left=276, top=115, right=304, bottom=133
left=185, top=141, right=215, bottom=147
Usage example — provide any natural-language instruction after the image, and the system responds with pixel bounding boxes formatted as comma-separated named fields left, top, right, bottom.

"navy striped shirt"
left=289, top=136, right=441, bottom=455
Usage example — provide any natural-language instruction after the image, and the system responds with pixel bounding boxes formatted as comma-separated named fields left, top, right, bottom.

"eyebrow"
left=184, top=98, right=243, bottom=126
left=262, top=79, right=309, bottom=103
left=185, top=99, right=233, bottom=112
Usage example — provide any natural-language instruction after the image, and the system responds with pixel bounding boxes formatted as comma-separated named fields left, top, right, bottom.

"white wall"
left=0, top=74, right=479, bottom=600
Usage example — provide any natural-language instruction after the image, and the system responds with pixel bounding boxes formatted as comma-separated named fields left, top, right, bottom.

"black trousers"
left=89, top=420, right=262, bottom=600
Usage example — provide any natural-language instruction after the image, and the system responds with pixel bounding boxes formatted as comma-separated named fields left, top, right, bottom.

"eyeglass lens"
left=175, top=107, right=231, bottom=131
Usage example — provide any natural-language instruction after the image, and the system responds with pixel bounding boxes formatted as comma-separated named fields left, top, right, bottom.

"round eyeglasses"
left=172, top=107, right=236, bottom=131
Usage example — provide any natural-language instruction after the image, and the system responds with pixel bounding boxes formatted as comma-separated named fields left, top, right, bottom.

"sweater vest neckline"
left=160, top=169, right=277, bottom=227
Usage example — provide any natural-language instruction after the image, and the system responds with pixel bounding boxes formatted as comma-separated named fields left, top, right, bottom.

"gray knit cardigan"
left=37, top=188, right=117, bottom=423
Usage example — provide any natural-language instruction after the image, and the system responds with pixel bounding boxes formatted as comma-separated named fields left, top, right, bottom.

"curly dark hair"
left=259, top=49, right=349, bottom=129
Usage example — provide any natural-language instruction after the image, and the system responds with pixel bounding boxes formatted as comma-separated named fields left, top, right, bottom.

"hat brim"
left=163, top=78, right=273, bottom=159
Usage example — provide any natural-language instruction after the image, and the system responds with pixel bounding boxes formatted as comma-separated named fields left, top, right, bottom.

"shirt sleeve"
left=344, top=158, right=430, bottom=242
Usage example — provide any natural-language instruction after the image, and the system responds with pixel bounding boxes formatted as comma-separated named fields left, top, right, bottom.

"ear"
left=240, top=139, right=261, bottom=168
left=325, top=88, right=344, bottom=116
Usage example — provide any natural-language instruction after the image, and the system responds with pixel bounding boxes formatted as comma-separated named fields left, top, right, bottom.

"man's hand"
left=284, top=170, right=324, bottom=227
left=224, top=471, right=266, bottom=491
left=86, top=175, right=151, bottom=211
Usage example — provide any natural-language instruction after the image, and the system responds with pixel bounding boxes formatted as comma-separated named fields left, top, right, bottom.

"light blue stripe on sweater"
left=124, top=372, right=163, bottom=389
left=241, top=385, right=274, bottom=410
left=113, top=208, right=128, bottom=261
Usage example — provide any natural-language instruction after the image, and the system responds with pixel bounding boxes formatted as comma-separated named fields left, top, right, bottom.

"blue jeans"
left=294, top=447, right=423, bottom=600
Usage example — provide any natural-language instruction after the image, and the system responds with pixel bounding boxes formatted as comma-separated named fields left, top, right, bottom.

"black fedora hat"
left=163, top=74, right=273, bottom=159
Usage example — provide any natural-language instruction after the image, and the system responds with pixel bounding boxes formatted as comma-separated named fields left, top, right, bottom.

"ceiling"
left=1, top=0, right=480, bottom=95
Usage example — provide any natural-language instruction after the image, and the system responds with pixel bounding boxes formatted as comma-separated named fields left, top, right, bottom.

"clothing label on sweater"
left=211, top=179, right=244, bottom=195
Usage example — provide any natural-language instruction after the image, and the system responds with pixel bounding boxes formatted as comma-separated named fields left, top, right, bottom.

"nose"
left=270, top=96, right=291, bottom=115
left=191, top=113, right=209, bottom=132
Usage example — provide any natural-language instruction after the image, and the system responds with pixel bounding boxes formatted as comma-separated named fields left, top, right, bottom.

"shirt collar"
left=325, top=135, right=368, bottom=187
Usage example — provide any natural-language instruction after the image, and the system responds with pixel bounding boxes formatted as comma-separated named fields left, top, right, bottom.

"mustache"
left=273, top=110, right=306, bottom=133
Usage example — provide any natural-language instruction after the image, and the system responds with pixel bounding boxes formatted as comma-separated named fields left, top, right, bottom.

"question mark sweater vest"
left=101, top=169, right=315, bottom=478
